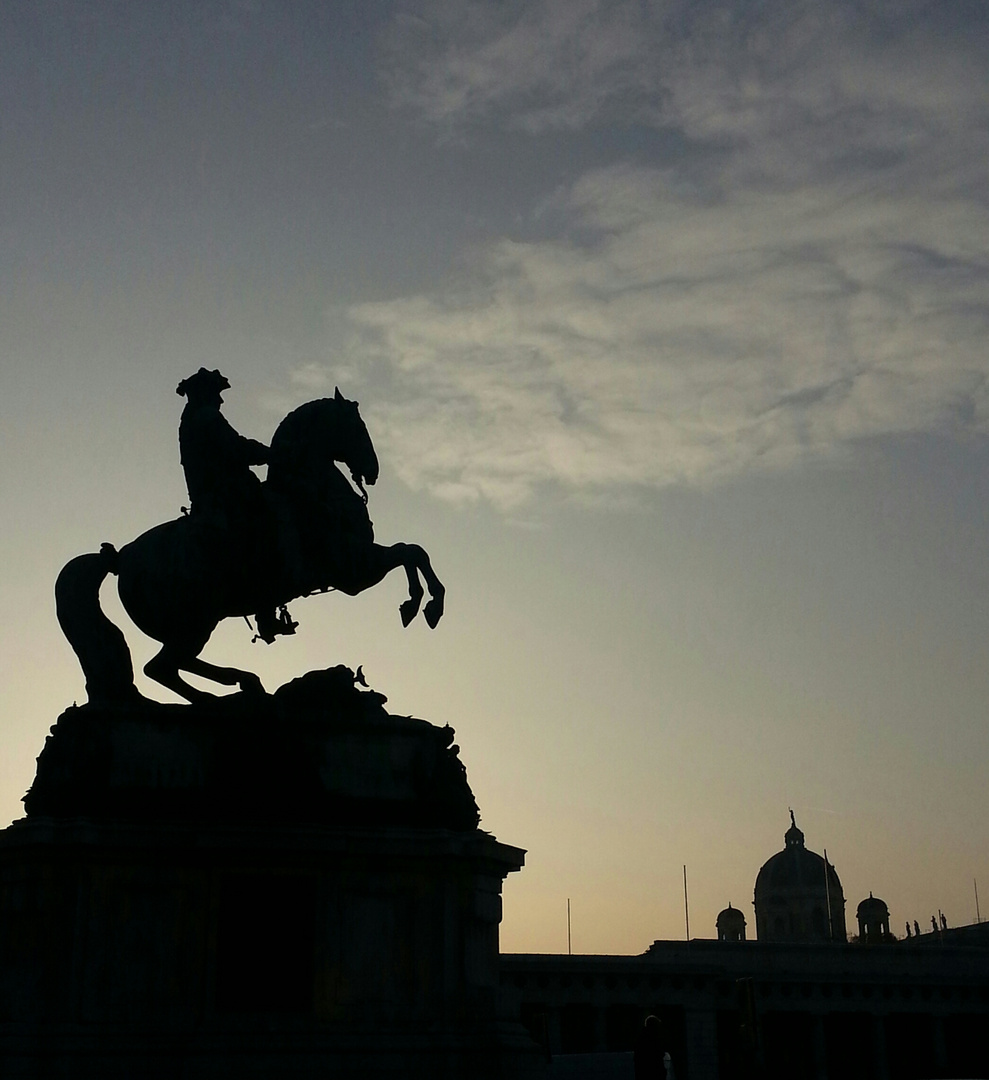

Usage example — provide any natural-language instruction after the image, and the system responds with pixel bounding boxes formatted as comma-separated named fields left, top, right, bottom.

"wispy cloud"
left=325, top=0, right=989, bottom=509
left=381, top=0, right=981, bottom=144
left=381, top=0, right=657, bottom=133
left=337, top=167, right=988, bottom=505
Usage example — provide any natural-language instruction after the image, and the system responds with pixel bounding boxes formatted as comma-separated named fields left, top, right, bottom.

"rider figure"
left=176, top=368, right=292, bottom=644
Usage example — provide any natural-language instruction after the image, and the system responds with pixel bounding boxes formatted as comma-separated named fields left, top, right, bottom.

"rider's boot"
left=254, top=607, right=279, bottom=644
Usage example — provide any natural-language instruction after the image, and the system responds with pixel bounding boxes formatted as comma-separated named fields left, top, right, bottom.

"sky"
left=1, top=0, right=988, bottom=953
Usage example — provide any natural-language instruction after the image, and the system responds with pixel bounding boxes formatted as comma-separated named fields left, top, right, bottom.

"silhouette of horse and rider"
left=56, top=370, right=444, bottom=705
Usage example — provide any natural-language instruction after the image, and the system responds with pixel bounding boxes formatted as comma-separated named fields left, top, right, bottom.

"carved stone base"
left=0, top=674, right=545, bottom=1078
left=24, top=668, right=480, bottom=831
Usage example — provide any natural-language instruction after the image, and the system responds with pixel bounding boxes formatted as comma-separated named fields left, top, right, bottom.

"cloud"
left=381, top=0, right=988, bottom=202
left=381, top=0, right=982, bottom=140
left=336, top=166, right=987, bottom=505
left=338, top=0, right=989, bottom=509
left=381, top=0, right=656, bottom=133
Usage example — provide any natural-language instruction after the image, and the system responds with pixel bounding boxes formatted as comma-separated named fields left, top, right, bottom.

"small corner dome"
left=716, top=903, right=746, bottom=941
left=856, top=893, right=889, bottom=920
left=717, top=904, right=746, bottom=928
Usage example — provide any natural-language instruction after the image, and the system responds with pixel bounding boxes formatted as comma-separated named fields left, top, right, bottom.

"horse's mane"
left=271, top=396, right=340, bottom=447
left=267, top=394, right=372, bottom=498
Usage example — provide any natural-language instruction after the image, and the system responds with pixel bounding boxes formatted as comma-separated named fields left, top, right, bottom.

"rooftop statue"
left=55, top=371, right=445, bottom=705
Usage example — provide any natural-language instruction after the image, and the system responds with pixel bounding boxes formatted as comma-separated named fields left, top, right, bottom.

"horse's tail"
left=55, top=543, right=140, bottom=706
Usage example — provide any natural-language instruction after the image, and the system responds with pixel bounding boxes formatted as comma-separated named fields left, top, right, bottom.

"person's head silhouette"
left=176, top=368, right=230, bottom=407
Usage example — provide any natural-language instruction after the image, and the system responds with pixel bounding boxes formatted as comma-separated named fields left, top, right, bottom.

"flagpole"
left=683, top=865, right=690, bottom=941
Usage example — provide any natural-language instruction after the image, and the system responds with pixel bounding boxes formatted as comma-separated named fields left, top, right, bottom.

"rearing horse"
left=55, top=390, right=445, bottom=705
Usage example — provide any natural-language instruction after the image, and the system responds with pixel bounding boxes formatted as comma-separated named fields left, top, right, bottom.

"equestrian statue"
left=55, top=370, right=445, bottom=705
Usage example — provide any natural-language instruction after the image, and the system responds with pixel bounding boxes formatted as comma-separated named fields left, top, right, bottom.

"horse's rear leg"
left=181, top=656, right=266, bottom=696
left=144, top=647, right=212, bottom=704
left=144, top=646, right=266, bottom=703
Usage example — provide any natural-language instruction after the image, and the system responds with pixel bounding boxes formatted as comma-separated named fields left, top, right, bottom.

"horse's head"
left=268, top=390, right=380, bottom=502
left=333, top=387, right=379, bottom=496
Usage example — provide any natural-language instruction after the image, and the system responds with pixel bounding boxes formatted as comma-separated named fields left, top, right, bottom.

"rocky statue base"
left=0, top=670, right=544, bottom=1079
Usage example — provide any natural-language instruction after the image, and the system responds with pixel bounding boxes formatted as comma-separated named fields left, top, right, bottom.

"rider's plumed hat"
left=176, top=368, right=231, bottom=400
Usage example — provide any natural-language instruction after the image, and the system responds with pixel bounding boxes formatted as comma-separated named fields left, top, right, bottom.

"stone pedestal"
left=0, top=669, right=543, bottom=1078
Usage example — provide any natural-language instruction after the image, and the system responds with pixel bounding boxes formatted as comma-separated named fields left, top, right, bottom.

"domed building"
left=856, top=892, right=892, bottom=944
left=753, top=811, right=846, bottom=943
left=716, top=903, right=746, bottom=942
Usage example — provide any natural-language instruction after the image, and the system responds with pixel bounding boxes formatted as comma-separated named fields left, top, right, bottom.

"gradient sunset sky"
left=2, top=0, right=988, bottom=952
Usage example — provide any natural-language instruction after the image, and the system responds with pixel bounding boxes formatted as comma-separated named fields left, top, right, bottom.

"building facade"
left=499, top=816, right=989, bottom=1079
left=500, top=936, right=989, bottom=1079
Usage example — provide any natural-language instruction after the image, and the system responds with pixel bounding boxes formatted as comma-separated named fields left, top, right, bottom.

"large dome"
left=753, top=813, right=846, bottom=943
left=755, top=842, right=843, bottom=896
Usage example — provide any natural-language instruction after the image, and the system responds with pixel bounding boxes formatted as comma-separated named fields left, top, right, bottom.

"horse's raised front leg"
left=374, top=542, right=444, bottom=628
left=399, top=561, right=425, bottom=627
left=334, top=542, right=445, bottom=628
left=408, top=544, right=445, bottom=628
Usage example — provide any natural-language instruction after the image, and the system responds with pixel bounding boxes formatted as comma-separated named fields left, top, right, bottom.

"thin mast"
left=683, top=865, right=690, bottom=941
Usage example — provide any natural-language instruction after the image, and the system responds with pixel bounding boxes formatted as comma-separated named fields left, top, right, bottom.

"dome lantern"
left=784, top=808, right=805, bottom=848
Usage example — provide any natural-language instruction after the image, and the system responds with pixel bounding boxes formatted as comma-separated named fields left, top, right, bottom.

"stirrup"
left=251, top=604, right=297, bottom=645
left=275, top=604, right=298, bottom=636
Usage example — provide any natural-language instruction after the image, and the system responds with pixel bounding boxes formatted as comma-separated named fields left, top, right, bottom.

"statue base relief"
left=0, top=670, right=545, bottom=1079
